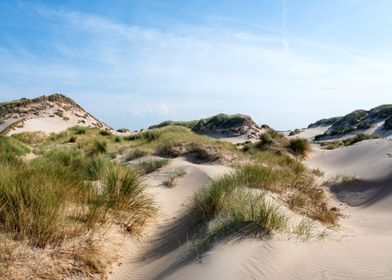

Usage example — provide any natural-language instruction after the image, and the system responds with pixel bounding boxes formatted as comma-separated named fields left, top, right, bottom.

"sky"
left=1, top=0, right=392, bottom=130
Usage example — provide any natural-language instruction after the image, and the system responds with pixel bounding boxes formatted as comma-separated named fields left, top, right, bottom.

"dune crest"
left=0, top=94, right=111, bottom=135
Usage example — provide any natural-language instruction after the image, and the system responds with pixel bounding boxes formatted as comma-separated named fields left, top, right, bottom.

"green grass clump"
left=125, top=149, right=148, bottom=161
left=187, top=144, right=220, bottom=163
left=69, top=126, right=87, bottom=135
left=0, top=136, right=29, bottom=164
left=288, top=138, right=311, bottom=158
left=342, top=133, right=378, bottom=146
left=193, top=165, right=294, bottom=222
left=0, top=140, right=155, bottom=247
left=319, top=133, right=378, bottom=150
left=85, top=155, right=110, bottom=180
left=136, top=159, right=170, bottom=174
left=193, top=162, right=338, bottom=244
left=99, top=130, right=112, bottom=136
left=0, top=136, right=30, bottom=156
left=0, top=162, right=77, bottom=247
left=251, top=130, right=310, bottom=159
left=11, top=132, right=47, bottom=145
left=97, top=164, right=156, bottom=233
left=193, top=187, right=288, bottom=251
left=90, top=140, right=108, bottom=155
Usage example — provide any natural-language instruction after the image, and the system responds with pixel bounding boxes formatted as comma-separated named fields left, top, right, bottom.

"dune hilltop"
left=0, top=94, right=392, bottom=280
left=149, top=113, right=268, bottom=143
left=0, top=94, right=112, bottom=136
left=290, top=104, right=392, bottom=141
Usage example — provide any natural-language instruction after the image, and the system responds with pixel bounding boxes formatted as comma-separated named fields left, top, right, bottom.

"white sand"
left=1, top=100, right=111, bottom=135
left=109, top=138, right=392, bottom=280
left=286, top=126, right=330, bottom=140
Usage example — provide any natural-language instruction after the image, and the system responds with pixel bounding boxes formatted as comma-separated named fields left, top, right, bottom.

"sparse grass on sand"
left=319, top=133, right=379, bottom=150
left=135, top=158, right=170, bottom=174
left=163, top=168, right=187, bottom=188
left=192, top=160, right=339, bottom=250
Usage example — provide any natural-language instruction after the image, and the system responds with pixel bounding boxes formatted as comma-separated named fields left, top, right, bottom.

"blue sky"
left=1, top=0, right=392, bottom=130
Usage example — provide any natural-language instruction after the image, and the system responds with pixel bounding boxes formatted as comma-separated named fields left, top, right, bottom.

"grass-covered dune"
left=0, top=124, right=338, bottom=278
left=147, top=113, right=263, bottom=138
left=192, top=113, right=255, bottom=132
left=308, top=116, right=343, bottom=128
left=310, top=104, right=392, bottom=139
left=148, top=120, right=199, bottom=130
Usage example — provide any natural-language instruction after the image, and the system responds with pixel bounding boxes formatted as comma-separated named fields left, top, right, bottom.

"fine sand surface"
left=110, top=140, right=392, bottom=280
left=10, top=117, right=89, bottom=134
left=285, top=126, right=330, bottom=140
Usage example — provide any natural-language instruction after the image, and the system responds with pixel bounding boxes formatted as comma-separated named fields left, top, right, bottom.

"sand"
left=108, top=137, right=392, bottom=280
left=1, top=99, right=112, bottom=135
left=285, top=126, right=329, bottom=140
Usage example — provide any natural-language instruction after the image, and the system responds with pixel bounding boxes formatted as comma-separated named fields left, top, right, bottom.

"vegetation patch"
left=136, top=158, right=170, bottom=174
left=0, top=136, right=156, bottom=250
left=192, top=163, right=339, bottom=249
left=192, top=113, right=254, bottom=133
left=125, top=149, right=148, bottom=161
left=288, top=138, right=311, bottom=158
left=12, top=131, right=47, bottom=145
left=319, top=133, right=379, bottom=150
left=384, top=116, right=392, bottom=130
left=163, top=168, right=187, bottom=188
left=148, top=120, right=198, bottom=130
left=193, top=189, right=288, bottom=251
left=244, top=129, right=310, bottom=159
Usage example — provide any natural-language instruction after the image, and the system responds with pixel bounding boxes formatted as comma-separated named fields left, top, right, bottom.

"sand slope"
left=110, top=140, right=392, bottom=280
left=0, top=94, right=112, bottom=135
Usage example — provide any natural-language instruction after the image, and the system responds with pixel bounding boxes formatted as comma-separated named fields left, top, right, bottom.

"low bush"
left=186, top=145, right=220, bottom=163
left=99, top=130, right=112, bottom=136
left=288, top=138, right=311, bottom=158
left=70, top=126, right=87, bottom=135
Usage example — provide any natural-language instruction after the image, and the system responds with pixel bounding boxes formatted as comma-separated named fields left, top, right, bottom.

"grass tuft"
left=288, top=138, right=311, bottom=158
left=136, top=159, right=170, bottom=174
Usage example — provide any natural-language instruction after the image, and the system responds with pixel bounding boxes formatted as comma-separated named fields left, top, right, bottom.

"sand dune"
left=109, top=138, right=392, bottom=280
left=0, top=94, right=112, bottom=135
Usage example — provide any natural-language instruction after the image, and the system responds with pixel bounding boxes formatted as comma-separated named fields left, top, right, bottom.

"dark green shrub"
left=288, top=138, right=310, bottom=158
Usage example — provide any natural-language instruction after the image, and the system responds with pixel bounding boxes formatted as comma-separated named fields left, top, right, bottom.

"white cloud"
left=2, top=7, right=392, bottom=129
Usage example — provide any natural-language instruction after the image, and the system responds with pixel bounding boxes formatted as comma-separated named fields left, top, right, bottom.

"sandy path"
left=110, top=140, right=392, bottom=280
left=109, top=158, right=231, bottom=280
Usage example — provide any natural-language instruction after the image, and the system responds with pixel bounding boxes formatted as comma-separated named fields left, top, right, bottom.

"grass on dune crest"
left=318, top=133, right=379, bottom=150
left=121, top=126, right=239, bottom=162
